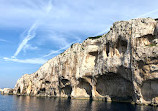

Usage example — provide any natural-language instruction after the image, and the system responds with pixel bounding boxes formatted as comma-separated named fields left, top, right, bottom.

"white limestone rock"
left=11, top=18, right=158, bottom=105
left=1, top=88, right=13, bottom=95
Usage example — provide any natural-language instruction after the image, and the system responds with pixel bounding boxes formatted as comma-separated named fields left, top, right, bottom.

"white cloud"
left=3, top=57, right=46, bottom=64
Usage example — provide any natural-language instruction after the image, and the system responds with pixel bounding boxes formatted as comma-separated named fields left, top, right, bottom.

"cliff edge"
left=11, top=18, right=158, bottom=105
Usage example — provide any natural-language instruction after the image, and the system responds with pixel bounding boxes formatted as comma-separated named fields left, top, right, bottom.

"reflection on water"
left=0, top=95, right=157, bottom=111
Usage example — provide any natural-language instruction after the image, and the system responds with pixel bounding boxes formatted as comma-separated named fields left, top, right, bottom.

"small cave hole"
left=87, top=51, right=99, bottom=68
left=17, top=88, right=20, bottom=94
left=35, top=73, right=38, bottom=78
left=138, top=60, right=145, bottom=69
left=45, top=81, right=51, bottom=84
left=40, top=88, right=46, bottom=92
left=136, top=34, right=155, bottom=47
left=106, top=42, right=110, bottom=57
left=61, top=79, right=70, bottom=85
left=89, top=51, right=98, bottom=56
left=37, top=88, right=46, bottom=94
left=116, top=38, right=127, bottom=54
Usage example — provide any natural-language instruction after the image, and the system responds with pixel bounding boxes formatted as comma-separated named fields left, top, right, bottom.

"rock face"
left=12, top=18, right=158, bottom=105
left=1, top=88, right=13, bottom=95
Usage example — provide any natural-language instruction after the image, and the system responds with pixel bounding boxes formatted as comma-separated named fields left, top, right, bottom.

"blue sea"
left=0, top=94, right=157, bottom=111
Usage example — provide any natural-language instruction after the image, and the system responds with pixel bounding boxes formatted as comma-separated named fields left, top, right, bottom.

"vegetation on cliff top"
left=87, top=35, right=102, bottom=40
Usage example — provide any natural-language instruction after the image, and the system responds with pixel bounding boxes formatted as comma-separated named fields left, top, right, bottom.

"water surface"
left=0, top=95, right=157, bottom=111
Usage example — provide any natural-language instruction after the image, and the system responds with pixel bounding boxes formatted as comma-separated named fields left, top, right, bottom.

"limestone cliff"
left=13, top=18, right=158, bottom=105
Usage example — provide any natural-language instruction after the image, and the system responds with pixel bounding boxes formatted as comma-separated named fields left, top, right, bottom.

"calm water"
left=0, top=95, right=157, bottom=111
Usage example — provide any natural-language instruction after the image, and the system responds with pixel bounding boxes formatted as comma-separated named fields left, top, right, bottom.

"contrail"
left=137, top=9, right=158, bottom=18
left=3, top=57, right=46, bottom=64
left=46, top=0, right=53, bottom=14
left=12, top=0, right=53, bottom=58
left=13, top=22, right=38, bottom=58
left=43, top=39, right=81, bottom=57
left=94, top=27, right=110, bottom=36
left=0, top=38, right=8, bottom=42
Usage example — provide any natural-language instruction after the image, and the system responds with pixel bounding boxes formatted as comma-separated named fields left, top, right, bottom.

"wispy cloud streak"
left=3, top=0, right=158, bottom=65
left=94, top=26, right=111, bottom=36
left=3, top=57, right=46, bottom=64
left=13, top=22, right=38, bottom=58
left=0, top=38, right=8, bottom=42
left=43, top=39, right=81, bottom=57
left=137, top=9, right=158, bottom=18
left=12, top=0, right=53, bottom=59
left=3, top=0, right=53, bottom=64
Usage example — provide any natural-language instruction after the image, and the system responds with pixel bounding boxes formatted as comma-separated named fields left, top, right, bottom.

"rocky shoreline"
left=0, top=88, right=13, bottom=95
left=2, top=18, right=158, bottom=106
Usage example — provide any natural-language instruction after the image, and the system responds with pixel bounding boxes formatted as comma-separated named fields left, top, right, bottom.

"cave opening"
left=77, top=78, right=92, bottom=98
left=141, top=79, right=158, bottom=101
left=40, top=88, right=46, bottom=92
left=61, top=79, right=70, bottom=85
left=62, top=85, right=72, bottom=98
left=89, top=51, right=98, bottom=56
left=138, top=60, right=145, bottom=69
left=17, top=88, right=20, bottom=94
left=37, top=88, right=46, bottom=94
left=106, top=42, right=110, bottom=56
left=88, top=51, right=98, bottom=67
left=59, top=78, right=72, bottom=98
left=136, top=34, right=156, bottom=47
left=96, top=73, right=133, bottom=101
left=116, top=38, right=127, bottom=55
left=45, top=81, right=51, bottom=84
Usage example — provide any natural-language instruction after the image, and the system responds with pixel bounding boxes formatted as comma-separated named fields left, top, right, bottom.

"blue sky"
left=0, top=0, right=158, bottom=88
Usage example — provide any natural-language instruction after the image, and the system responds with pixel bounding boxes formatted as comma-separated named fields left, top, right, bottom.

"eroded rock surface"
left=1, top=88, right=13, bottom=95
left=11, top=18, right=158, bottom=105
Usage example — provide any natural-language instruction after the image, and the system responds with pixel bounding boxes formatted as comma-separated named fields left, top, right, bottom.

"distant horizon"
left=0, top=0, right=158, bottom=88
